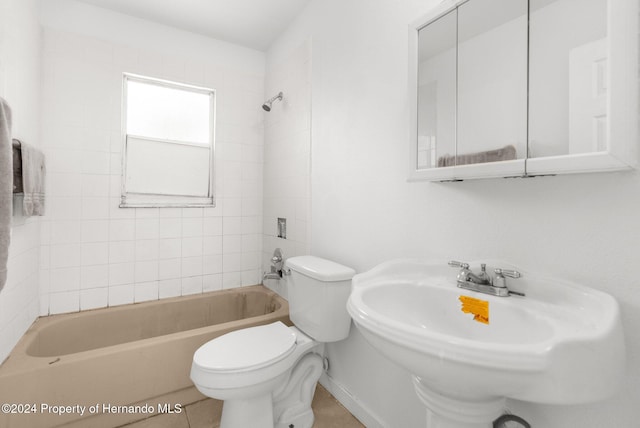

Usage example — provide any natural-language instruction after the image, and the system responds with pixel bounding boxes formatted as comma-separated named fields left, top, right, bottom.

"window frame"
left=120, top=73, right=216, bottom=208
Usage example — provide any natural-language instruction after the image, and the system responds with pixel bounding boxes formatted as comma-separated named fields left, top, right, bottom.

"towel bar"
left=12, top=139, right=23, bottom=193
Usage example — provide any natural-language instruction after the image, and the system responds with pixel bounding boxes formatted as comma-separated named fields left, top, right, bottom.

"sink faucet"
left=448, top=261, right=524, bottom=297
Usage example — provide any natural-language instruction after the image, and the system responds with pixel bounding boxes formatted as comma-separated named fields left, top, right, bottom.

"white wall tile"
left=182, top=237, right=203, bottom=257
left=81, top=220, right=109, bottom=242
left=181, top=218, right=203, bottom=237
left=242, top=269, right=260, bottom=286
left=223, top=235, right=242, bottom=253
left=159, top=238, right=181, bottom=259
left=49, top=291, right=80, bottom=314
left=135, top=218, right=159, bottom=240
left=108, top=262, right=134, bottom=285
left=109, top=219, right=135, bottom=241
left=80, top=287, right=108, bottom=310
left=108, top=284, right=134, bottom=306
left=135, top=239, right=159, bottom=261
left=136, top=208, right=159, bottom=219
left=81, top=242, right=109, bottom=266
left=223, top=253, right=242, bottom=272
left=134, top=281, right=158, bottom=302
left=50, top=244, right=82, bottom=268
left=203, top=236, right=223, bottom=255
left=182, top=208, right=203, bottom=218
left=81, top=174, right=110, bottom=197
left=81, top=264, right=109, bottom=289
left=37, top=25, right=264, bottom=317
left=181, top=256, right=203, bottom=277
left=203, top=255, right=223, bottom=275
left=108, top=241, right=135, bottom=264
left=159, top=218, right=182, bottom=239
left=159, top=258, right=181, bottom=280
left=81, top=197, right=109, bottom=219
left=202, top=274, right=222, bottom=292
left=158, top=278, right=181, bottom=299
left=222, top=272, right=241, bottom=289
left=81, top=151, right=110, bottom=174
left=223, top=217, right=242, bottom=235
left=51, top=220, right=82, bottom=244
left=203, top=217, right=223, bottom=236
left=134, top=260, right=158, bottom=283
left=50, top=267, right=81, bottom=293
left=181, top=276, right=202, bottom=295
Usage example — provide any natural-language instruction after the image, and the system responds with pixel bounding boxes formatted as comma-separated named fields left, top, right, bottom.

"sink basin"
left=347, top=260, right=625, bottom=427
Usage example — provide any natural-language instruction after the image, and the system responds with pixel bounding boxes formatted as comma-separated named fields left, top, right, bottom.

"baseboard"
left=319, top=373, right=386, bottom=428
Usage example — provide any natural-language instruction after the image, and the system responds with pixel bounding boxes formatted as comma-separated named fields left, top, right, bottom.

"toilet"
left=190, top=256, right=355, bottom=428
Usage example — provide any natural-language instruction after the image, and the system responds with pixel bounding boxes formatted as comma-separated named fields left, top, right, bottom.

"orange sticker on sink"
left=459, top=296, right=489, bottom=324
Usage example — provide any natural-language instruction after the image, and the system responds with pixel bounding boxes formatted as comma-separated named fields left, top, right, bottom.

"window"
left=121, top=73, right=215, bottom=207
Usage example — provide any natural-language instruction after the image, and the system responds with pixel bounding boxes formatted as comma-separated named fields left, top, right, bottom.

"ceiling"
left=75, top=0, right=311, bottom=51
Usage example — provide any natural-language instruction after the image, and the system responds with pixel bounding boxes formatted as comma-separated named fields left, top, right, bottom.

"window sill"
left=120, top=194, right=214, bottom=208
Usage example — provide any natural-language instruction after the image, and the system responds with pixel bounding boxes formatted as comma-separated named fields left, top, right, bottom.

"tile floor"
left=119, top=385, right=365, bottom=428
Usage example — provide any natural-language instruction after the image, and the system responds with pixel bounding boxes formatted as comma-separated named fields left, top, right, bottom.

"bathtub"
left=0, top=285, right=290, bottom=428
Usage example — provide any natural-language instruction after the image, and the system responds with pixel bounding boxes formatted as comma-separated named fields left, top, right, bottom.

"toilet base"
left=273, top=352, right=324, bottom=428
left=221, top=394, right=274, bottom=428
left=217, top=352, right=324, bottom=428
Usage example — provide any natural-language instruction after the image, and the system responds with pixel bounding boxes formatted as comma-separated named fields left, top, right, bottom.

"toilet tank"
left=285, top=256, right=355, bottom=342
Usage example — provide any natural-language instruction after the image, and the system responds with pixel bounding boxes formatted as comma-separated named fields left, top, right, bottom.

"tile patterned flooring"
left=120, top=385, right=365, bottom=428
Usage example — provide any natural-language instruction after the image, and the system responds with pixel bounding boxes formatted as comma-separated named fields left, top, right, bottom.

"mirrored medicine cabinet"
left=408, top=0, right=639, bottom=181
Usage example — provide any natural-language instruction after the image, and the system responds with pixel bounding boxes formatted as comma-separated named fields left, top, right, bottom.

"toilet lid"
left=193, top=321, right=296, bottom=371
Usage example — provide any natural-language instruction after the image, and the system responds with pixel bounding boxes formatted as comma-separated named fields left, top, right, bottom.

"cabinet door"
left=412, top=9, right=457, bottom=178
left=527, top=0, right=637, bottom=175
left=455, top=0, right=528, bottom=179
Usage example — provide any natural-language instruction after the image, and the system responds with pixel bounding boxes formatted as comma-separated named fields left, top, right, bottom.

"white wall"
left=268, top=0, right=640, bottom=427
left=262, top=40, right=312, bottom=297
left=38, top=0, right=265, bottom=314
left=0, top=0, right=41, bottom=362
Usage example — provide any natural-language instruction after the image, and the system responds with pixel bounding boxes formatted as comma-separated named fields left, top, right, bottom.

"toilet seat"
left=193, top=322, right=297, bottom=373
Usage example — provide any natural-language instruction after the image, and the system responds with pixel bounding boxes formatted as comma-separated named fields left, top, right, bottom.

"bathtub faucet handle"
left=264, top=248, right=286, bottom=281
left=271, top=249, right=284, bottom=272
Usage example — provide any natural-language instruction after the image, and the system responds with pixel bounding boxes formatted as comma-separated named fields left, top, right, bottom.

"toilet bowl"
left=190, top=256, right=355, bottom=428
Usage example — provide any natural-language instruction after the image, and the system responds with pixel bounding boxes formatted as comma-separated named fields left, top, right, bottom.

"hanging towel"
left=438, top=145, right=517, bottom=167
left=19, top=141, right=45, bottom=216
left=0, top=97, right=13, bottom=291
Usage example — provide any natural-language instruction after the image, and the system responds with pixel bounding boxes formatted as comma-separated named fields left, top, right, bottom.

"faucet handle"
left=448, top=260, right=470, bottom=269
left=494, top=268, right=521, bottom=279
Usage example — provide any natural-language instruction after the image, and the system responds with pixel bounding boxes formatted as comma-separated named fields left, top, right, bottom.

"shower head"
left=262, top=92, right=283, bottom=112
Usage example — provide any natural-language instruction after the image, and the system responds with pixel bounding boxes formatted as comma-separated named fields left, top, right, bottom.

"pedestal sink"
left=346, top=260, right=625, bottom=428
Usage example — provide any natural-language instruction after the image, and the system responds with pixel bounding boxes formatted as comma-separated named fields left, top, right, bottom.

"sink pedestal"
left=413, top=377, right=504, bottom=428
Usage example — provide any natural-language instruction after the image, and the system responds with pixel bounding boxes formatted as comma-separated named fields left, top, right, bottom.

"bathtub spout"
left=263, top=271, right=281, bottom=281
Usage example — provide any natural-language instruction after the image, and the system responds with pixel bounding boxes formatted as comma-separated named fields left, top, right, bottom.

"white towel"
left=0, top=97, right=13, bottom=291
left=19, top=141, right=45, bottom=216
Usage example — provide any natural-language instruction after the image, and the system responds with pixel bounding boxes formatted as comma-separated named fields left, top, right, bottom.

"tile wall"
left=39, top=28, right=265, bottom=315
left=0, top=0, right=41, bottom=362
left=262, top=40, right=311, bottom=297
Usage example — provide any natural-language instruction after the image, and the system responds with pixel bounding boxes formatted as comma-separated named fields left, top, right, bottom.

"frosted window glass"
left=121, top=74, right=215, bottom=207
left=127, top=80, right=211, bottom=144
left=126, top=137, right=210, bottom=197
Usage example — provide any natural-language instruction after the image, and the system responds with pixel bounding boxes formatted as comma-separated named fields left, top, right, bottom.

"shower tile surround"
left=262, top=41, right=312, bottom=297
left=39, top=28, right=265, bottom=315
left=0, top=0, right=41, bottom=363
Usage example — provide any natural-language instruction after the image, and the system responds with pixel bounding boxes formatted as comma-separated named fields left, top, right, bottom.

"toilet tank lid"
left=285, top=256, right=355, bottom=282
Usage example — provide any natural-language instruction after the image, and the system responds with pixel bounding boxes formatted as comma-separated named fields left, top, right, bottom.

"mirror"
left=416, top=10, right=456, bottom=170
left=409, top=0, right=638, bottom=181
left=456, top=0, right=528, bottom=167
left=529, top=0, right=607, bottom=158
